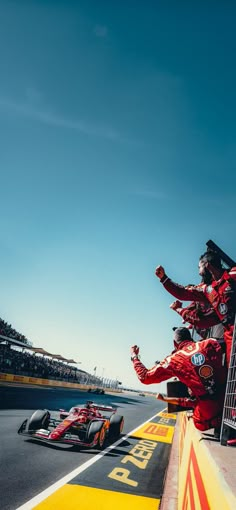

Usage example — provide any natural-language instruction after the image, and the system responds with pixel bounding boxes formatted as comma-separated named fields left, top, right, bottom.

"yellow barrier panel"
left=178, top=413, right=236, bottom=510
left=0, top=372, right=121, bottom=392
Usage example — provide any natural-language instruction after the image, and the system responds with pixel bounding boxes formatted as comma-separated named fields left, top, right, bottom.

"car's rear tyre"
left=109, top=414, right=124, bottom=439
left=87, top=420, right=106, bottom=449
left=26, top=409, right=50, bottom=433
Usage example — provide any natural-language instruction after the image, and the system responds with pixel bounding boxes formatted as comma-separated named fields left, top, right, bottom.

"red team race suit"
left=173, top=301, right=224, bottom=340
left=160, top=267, right=236, bottom=366
left=132, top=338, right=227, bottom=431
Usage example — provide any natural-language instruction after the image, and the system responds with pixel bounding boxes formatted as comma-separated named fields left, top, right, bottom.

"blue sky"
left=0, top=1, right=236, bottom=391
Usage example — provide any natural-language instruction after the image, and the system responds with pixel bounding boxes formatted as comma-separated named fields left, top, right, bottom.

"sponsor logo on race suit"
left=204, top=378, right=217, bottom=394
left=218, top=303, right=228, bottom=315
left=191, top=353, right=205, bottom=366
left=199, top=365, right=213, bottom=379
left=206, top=285, right=213, bottom=293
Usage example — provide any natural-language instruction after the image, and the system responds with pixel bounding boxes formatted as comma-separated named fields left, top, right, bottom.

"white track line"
left=16, top=409, right=166, bottom=510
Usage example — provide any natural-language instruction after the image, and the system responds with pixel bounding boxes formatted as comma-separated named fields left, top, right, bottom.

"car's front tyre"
left=26, top=409, right=50, bottom=433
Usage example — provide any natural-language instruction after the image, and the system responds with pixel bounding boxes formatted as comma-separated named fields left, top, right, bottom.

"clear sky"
left=0, top=1, right=236, bottom=392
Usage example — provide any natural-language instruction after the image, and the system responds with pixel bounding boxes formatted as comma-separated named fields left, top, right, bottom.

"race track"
left=0, top=386, right=168, bottom=510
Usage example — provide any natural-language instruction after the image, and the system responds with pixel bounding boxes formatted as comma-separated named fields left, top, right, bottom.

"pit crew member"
left=155, top=249, right=236, bottom=366
left=130, top=327, right=227, bottom=434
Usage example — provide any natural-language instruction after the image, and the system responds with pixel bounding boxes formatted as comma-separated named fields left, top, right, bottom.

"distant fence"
left=220, top=317, right=236, bottom=445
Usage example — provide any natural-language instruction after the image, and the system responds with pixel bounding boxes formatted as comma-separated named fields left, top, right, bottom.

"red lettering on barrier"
left=179, top=414, right=187, bottom=464
left=0, top=373, right=7, bottom=380
left=144, top=424, right=168, bottom=436
left=13, top=376, right=24, bottom=382
left=182, top=443, right=210, bottom=510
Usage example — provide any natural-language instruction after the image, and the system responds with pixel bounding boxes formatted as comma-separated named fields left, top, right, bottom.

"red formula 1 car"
left=18, top=401, right=124, bottom=449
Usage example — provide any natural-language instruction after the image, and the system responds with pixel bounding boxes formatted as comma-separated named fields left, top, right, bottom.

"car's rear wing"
left=88, top=402, right=117, bottom=413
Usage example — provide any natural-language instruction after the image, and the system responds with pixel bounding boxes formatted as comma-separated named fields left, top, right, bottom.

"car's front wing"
left=18, top=422, right=99, bottom=448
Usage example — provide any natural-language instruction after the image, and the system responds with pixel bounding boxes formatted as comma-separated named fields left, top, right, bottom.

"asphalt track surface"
left=0, top=385, right=166, bottom=510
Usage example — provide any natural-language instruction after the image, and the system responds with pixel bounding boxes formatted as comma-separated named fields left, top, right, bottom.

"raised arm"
left=155, top=265, right=208, bottom=303
left=130, top=345, right=173, bottom=385
left=170, top=300, right=220, bottom=328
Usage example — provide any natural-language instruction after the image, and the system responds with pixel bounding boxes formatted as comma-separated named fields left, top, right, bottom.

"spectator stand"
left=0, top=317, right=30, bottom=344
left=0, top=336, right=119, bottom=390
left=0, top=316, right=121, bottom=391
left=0, top=337, right=82, bottom=382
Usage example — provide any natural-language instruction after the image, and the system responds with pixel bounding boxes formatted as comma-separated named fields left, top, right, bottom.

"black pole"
left=206, top=240, right=236, bottom=268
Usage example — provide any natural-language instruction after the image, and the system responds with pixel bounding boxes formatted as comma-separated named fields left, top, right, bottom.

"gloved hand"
left=130, top=345, right=139, bottom=356
left=155, top=265, right=165, bottom=279
left=170, top=300, right=182, bottom=311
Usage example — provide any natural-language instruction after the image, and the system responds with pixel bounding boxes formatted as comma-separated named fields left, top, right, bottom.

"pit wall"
left=0, top=372, right=121, bottom=393
left=178, top=412, right=236, bottom=510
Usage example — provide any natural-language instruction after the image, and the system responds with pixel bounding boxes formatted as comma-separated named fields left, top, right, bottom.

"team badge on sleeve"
left=218, top=303, right=228, bottom=315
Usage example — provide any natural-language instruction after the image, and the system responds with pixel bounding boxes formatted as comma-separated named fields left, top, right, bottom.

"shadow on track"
left=0, top=385, right=150, bottom=410
left=21, top=434, right=132, bottom=456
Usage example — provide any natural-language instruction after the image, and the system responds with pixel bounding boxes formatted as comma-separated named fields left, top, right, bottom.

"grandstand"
left=0, top=317, right=30, bottom=345
left=0, top=321, right=119, bottom=389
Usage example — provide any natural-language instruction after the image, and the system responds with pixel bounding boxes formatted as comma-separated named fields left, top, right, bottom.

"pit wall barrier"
left=177, top=412, right=236, bottom=510
left=0, top=372, right=121, bottom=393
